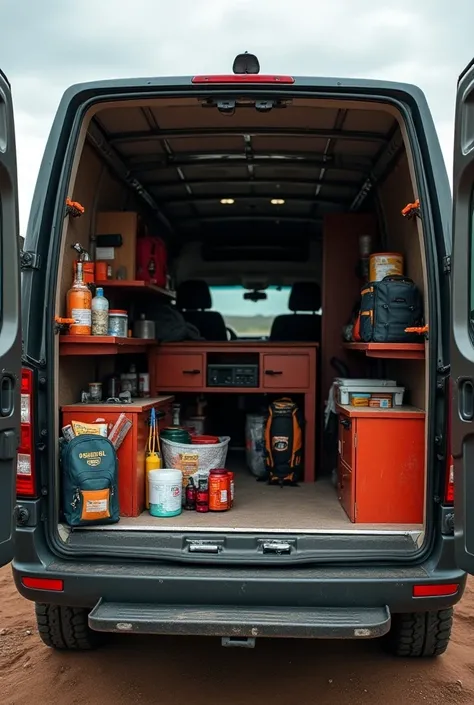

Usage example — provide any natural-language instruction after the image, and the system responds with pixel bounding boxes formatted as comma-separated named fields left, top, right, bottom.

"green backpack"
left=61, top=434, right=119, bottom=526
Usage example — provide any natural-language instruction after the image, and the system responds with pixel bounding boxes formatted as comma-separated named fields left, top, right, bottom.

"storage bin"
left=338, top=384, right=405, bottom=406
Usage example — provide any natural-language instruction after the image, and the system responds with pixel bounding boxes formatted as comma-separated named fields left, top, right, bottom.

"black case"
left=359, top=275, right=423, bottom=343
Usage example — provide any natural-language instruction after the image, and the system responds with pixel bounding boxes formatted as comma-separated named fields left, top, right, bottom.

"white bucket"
left=149, top=469, right=182, bottom=518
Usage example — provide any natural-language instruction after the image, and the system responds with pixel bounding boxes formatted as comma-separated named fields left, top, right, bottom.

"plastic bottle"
left=67, top=261, right=92, bottom=336
left=91, top=287, right=109, bottom=336
left=185, top=476, right=197, bottom=510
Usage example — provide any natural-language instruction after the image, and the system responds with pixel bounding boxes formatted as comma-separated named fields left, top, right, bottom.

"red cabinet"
left=154, top=353, right=204, bottom=389
left=62, top=396, right=173, bottom=517
left=337, top=405, right=425, bottom=524
left=262, top=354, right=310, bottom=389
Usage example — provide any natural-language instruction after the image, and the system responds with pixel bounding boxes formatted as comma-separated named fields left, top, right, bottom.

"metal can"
left=209, top=468, right=230, bottom=511
left=227, top=471, right=234, bottom=508
left=88, top=382, right=102, bottom=402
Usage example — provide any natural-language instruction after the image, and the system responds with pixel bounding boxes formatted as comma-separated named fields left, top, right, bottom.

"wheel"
left=35, top=603, right=104, bottom=650
left=387, top=608, right=454, bottom=657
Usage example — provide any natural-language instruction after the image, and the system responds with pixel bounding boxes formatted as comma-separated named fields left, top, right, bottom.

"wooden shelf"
left=343, top=342, right=425, bottom=360
left=95, top=280, right=176, bottom=299
left=59, top=336, right=156, bottom=356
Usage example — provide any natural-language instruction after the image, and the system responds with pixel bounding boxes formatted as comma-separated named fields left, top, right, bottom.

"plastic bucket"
left=369, top=252, right=403, bottom=282
left=148, top=469, right=182, bottom=517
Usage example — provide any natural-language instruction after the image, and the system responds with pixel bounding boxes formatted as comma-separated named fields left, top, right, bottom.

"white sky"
left=1, top=0, right=472, bottom=232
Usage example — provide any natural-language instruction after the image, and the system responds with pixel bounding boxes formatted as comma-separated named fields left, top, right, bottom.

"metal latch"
left=20, top=250, right=41, bottom=271
left=188, top=541, right=221, bottom=554
left=261, top=541, right=292, bottom=555
left=443, top=255, right=451, bottom=274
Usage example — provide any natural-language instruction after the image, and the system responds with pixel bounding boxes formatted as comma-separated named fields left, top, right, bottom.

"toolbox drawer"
left=262, top=354, right=310, bottom=389
left=155, top=354, right=204, bottom=389
left=338, top=414, right=354, bottom=469
left=337, top=458, right=354, bottom=522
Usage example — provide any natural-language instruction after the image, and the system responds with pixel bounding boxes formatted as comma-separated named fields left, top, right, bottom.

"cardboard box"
left=95, top=211, right=138, bottom=280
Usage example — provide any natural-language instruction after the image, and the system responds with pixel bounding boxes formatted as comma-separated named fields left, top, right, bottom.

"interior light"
left=271, top=198, right=285, bottom=205
left=220, top=198, right=235, bottom=205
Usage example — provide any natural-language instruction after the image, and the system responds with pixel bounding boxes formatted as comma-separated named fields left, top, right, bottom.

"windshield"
left=210, top=286, right=291, bottom=337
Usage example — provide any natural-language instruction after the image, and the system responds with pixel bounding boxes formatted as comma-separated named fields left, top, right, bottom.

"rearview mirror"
left=244, top=291, right=267, bottom=302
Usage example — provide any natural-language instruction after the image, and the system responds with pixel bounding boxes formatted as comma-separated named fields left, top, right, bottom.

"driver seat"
left=176, top=280, right=228, bottom=341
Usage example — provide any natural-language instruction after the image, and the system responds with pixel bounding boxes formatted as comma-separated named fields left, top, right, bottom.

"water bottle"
left=91, top=287, right=109, bottom=336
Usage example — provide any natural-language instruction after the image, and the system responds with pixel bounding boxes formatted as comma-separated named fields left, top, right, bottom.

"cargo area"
left=49, top=88, right=429, bottom=556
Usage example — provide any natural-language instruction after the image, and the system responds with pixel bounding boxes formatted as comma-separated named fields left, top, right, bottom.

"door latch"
left=261, top=541, right=292, bottom=555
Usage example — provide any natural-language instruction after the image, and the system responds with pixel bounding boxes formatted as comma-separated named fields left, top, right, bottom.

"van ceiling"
left=91, top=97, right=403, bottom=245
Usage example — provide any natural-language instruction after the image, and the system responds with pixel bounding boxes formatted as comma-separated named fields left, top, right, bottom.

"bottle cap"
left=96, top=287, right=104, bottom=296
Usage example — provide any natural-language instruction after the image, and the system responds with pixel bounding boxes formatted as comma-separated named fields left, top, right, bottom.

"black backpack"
left=61, top=434, right=119, bottom=526
left=359, top=275, right=423, bottom=343
left=264, top=398, right=303, bottom=486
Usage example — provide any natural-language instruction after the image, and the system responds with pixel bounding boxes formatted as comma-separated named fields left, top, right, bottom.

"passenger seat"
left=270, top=282, right=322, bottom=342
left=176, top=280, right=228, bottom=341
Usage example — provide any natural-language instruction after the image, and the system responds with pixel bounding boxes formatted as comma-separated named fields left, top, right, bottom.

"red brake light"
left=21, top=577, right=64, bottom=592
left=192, top=75, right=295, bottom=84
left=17, top=368, right=37, bottom=497
left=413, top=583, right=459, bottom=598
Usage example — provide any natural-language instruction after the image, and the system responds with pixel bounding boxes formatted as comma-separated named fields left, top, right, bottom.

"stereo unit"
left=207, top=364, right=259, bottom=388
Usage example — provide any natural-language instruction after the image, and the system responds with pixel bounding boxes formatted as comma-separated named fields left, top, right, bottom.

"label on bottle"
left=72, top=308, right=92, bottom=326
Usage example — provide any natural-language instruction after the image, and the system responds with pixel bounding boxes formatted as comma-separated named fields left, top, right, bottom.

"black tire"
left=387, top=608, right=454, bottom=657
left=35, top=603, right=104, bottom=651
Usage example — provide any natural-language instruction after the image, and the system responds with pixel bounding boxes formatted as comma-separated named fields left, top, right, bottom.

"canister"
left=108, top=310, right=128, bottom=337
left=209, top=468, right=230, bottom=511
left=148, top=469, right=182, bottom=517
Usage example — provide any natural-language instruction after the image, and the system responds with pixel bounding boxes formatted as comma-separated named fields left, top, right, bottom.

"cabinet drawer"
left=262, top=354, right=310, bottom=389
left=338, top=414, right=354, bottom=469
left=155, top=354, right=204, bottom=389
left=337, top=458, right=354, bottom=522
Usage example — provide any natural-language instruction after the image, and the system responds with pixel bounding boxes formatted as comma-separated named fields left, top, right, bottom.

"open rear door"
left=0, top=70, right=21, bottom=567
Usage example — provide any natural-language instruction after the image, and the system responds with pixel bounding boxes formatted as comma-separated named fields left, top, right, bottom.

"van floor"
left=73, top=454, right=422, bottom=535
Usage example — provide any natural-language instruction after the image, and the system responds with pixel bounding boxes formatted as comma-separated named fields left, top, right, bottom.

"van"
left=1, top=55, right=474, bottom=656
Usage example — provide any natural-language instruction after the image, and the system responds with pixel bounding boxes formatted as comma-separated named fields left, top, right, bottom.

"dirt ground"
left=0, top=566, right=473, bottom=705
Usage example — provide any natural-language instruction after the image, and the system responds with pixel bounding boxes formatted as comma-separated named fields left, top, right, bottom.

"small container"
left=133, top=314, right=156, bottom=340
left=227, top=471, right=234, bottom=508
left=107, top=375, right=121, bottom=399
left=184, top=476, right=197, bottom=510
left=139, top=372, right=150, bottom=398
left=149, top=469, right=182, bottom=518
left=88, top=382, right=102, bottom=402
left=196, top=477, right=209, bottom=513
left=91, top=287, right=109, bottom=336
left=369, top=252, right=403, bottom=282
left=107, top=264, right=113, bottom=279
left=172, top=403, right=181, bottom=426
left=186, top=415, right=206, bottom=436
left=209, top=468, right=230, bottom=511
left=129, top=363, right=138, bottom=397
left=95, top=262, right=107, bottom=281
left=191, top=435, right=219, bottom=445
left=108, top=310, right=128, bottom=337
left=73, top=260, right=95, bottom=284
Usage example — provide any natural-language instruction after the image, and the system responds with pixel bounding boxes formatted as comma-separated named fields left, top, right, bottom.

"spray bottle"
left=145, top=407, right=162, bottom=509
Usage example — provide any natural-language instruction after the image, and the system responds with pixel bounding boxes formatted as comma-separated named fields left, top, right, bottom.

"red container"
left=73, top=260, right=95, bottom=284
left=191, top=435, right=220, bottom=445
left=136, top=235, right=167, bottom=286
left=209, top=468, right=230, bottom=511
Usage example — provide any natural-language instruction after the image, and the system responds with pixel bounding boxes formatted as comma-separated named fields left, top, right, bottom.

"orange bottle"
left=67, top=261, right=92, bottom=335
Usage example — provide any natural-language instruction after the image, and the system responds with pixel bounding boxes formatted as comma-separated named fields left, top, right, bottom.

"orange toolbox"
left=62, top=396, right=173, bottom=517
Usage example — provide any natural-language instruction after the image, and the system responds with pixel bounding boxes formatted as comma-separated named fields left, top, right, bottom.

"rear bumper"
left=89, top=601, right=391, bottom=639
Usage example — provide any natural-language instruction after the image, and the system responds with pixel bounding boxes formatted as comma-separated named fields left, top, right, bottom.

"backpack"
left=264, top=398, right=303, bottom=486
left=359, top=275, right=423, bottom=343
left=61, top=434, right=119, bottom=527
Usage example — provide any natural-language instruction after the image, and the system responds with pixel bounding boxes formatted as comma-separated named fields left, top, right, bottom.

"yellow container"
left=145, top=452, right=161, bottom=509
left=369, top=252, right=403, bottom=282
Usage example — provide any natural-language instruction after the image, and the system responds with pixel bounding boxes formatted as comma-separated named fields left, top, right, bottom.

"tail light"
left=192, top=75, right=295, bottom=84
left=17, top=368, right=37, bottom=497
left=445, top=379, right=454, bottom=505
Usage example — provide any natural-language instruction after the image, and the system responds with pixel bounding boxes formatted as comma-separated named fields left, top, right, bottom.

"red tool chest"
left=337, top=404, right=425, bottom=524
left=62, top=396, right=173, bottom=517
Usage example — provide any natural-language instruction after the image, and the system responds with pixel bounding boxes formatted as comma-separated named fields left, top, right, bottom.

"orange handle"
left=405, top=325, right=428, bottom=334
left=401, top=199, right=420, bottom=217
left=65, top=199, right=85, bottom=217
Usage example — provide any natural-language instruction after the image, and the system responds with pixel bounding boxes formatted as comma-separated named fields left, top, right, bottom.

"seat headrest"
left=288, top=282, right=321, bottom=312
left=176, top=280, right=212, bottom=310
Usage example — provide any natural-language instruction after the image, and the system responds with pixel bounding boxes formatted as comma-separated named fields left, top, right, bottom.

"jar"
left=139, top=372, right=150, bottom=398
left=88, top=382, right=102, bottom=402
left=108, top=310, right=128, bottom=338
left=209, top=468, right=230, bottom=511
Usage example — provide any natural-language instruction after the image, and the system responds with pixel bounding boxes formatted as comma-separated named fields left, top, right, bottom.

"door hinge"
left=443, top=255, right=451, bottom=274
left=20, top=250, right=41, bottom=271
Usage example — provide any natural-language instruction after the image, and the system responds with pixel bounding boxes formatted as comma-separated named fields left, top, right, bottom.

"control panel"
left=207, top=364, right=259, bottom=388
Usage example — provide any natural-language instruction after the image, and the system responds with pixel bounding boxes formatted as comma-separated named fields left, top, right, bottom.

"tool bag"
left=61, top=435, right=119, bottom=526
left=264, top=398, right=303, bottom=485
left=136, top=235, right=167, bottom=287
left=359, top=275, right=423, bottom=343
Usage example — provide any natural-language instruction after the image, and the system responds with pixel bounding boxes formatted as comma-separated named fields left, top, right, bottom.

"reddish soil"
left=0, top=565, right=473, bottom=705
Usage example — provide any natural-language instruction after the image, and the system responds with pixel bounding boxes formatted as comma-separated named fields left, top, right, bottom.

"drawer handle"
left=265, top=370, right=283, bottom=376
left=182, top=369, right=201, bottom=375
left=340, top=418, right=351, bottom=429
